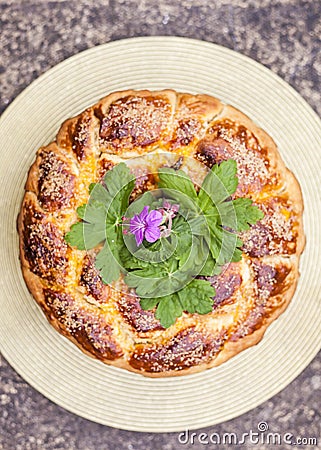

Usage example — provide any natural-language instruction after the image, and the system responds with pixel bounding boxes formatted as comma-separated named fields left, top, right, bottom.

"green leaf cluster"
left=140, top=279, right=215, bottom=328
left=64, top=159, right=264, bottom=328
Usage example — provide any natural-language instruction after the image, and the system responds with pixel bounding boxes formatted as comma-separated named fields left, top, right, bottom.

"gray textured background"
left=0, top=1, right=320, bottom=449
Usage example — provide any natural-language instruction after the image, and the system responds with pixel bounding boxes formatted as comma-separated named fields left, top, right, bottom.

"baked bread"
left=18, top=89, right=304, bottom=377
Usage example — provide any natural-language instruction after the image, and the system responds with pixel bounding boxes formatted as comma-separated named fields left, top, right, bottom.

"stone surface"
left=0, top=0, right=320, bottom=449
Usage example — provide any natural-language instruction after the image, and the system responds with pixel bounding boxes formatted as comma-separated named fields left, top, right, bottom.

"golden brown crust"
left=56, top=108, right=100, bottom=162
left=19, top=192, right=70, bottom=285
left=94, top=89, right=176, bottom=157
left=241, top=196, right=299, bottom=257
left=18, top=89, right=305, bottom=377
left=163, top=92, right=222, bottom=152
left=25, top=143, right=77, bottom=212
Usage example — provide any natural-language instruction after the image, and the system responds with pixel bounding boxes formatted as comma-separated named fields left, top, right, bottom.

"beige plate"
left=0, top=37, right=321, bottom=432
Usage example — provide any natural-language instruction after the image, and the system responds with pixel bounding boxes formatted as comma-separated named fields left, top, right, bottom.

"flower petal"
left=145, top=210, right=163, bottom=227
left=129, top=206, right=163, bottom=246
left=145, top=225, right=161, bottom=243
left=163, top=200, right=171, bottom=210
left=135, top=228, right=145, bottom=246
left=139, top=205, right=149, bottom=221
left=130, top=214, right=143, bottom=233
left=171, top=204, right=180, bottom=214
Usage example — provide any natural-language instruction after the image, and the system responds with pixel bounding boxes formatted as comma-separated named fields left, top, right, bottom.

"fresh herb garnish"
left=65, top=160, right=264, bottom=328
left=65, top=162, right=135, bottom=283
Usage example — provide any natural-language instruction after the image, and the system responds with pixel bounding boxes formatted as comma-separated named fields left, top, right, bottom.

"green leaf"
left=81, top=201, right=107, bottom=225
left=132, top=236, right=177, bottom=264
left=194, top=298, right=213, bottom=314
left=140, top=293, right=184, bottom=328
left=119, top=245, right=150, bottom=270
left=89, top=183, right=111, bottom=203
left=139, top=278, right=216, bottom=329
left=65, top=222, right=86, bottom=250
left=84, top=163, right=135, bottom=224
left=198, top=159, right=238, bottom=210
left=104, top=163, right=135, bottom=214
left=241, top=201, right=264, bottom=226
left=125, top=267, right=164, bottom=296
left=125, top=261, right=190, bottom=298
left=218, top=197, right=264, bottom=231
left=104, top=162, right=135, bottom=196
left=158, top=167, right=197, bottom=199
left=140, top=298, right=159, bottom=310
left=186, top=213, right=211, bottom=236
left=178, top=279, right=215, bottom=315
left=65, top=163, right=135, bottom=255
left=231, top=246, right=243, bottom=262
left=198, top=252, right=217, bottom=276
left=209, top=224, right=241, bottom=266
left=155, top=294, right=183, bottom=328
left=174, top=225, right=192, bottom=256
left=76, top=204, right=87, bottom=219
left=95, top=241, right=121, bottom=284
left=212, top=159, right=238, bottom=197
left=177, top=236, right=208, bottom=276
left=65, top=222, right=105, bottom=250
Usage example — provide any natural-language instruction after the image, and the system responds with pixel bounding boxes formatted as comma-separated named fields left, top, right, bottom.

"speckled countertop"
left=0, top=1, right=320, bottom=449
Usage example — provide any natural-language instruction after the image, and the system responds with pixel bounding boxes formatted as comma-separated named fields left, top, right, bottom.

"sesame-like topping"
left=97, top=95, right=172, bottom=152
left=38, top=149, right=75, bottom=212
left=129, top=166, right=156, bottom=202
left=23, top=200, right=68, bottom=283
left=97, top=155, right=115, bottom=180
left=203, top=263, right=242, bottom=309
left=117, top=289, right=163, bottom=334
left=252, top=259, right=291, bottom=304
left=44, top=288, right=123, bottom=360
left=230, top=304, right=265, bottom=341
left=129, top=328, right=227, bottom=372
left=169, top=118, right=202, bottom=149
left=79, top=255, right=110, bottom=303
left=242, top=197, right=297, bottom=257
left=71, top=113, right=92, bottom=161
left=195, top=120, right=272, bottom=196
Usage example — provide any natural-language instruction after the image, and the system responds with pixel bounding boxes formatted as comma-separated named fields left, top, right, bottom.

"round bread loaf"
left=18, top=89, right=304, bottom=377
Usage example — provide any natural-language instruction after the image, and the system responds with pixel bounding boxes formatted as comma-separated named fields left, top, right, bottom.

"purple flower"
left=129, top=206, right=163, bottom=246
left=163, top=200, right=180, bottom=215
left=159, top=200, right=180, bottom=238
